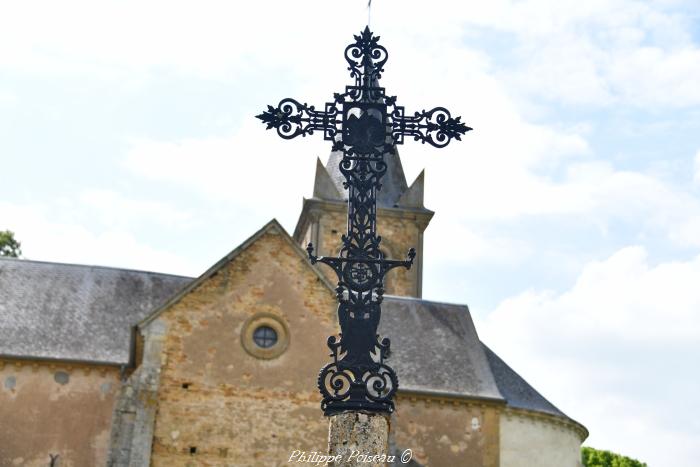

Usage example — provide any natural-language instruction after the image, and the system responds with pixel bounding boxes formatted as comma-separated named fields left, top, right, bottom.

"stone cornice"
left=293, top=197, right=435, bottom=242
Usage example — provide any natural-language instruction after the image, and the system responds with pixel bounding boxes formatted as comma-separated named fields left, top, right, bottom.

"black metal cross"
left=257, top=27, right=471, bottom=415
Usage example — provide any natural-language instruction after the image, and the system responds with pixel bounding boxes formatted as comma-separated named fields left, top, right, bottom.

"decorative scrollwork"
left=345, top=26, right=388, bottom=92
left=256, top=98, right=340, bottom=141
left=318, top=350, right=398, bottom=414
left=257, top=26, right=471, bottom=415
left=391, top=106, right=472, bottom=148
left=364, top=364, right=398, bottom=402
left=318, top=363, right=353, bottom=402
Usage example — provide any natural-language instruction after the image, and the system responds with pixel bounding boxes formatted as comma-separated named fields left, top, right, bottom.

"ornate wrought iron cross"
left=257, top=27, right=471, bottom=415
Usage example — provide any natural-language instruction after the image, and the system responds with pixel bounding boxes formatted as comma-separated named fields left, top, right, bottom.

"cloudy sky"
left=1, top=1, right=699, bottom=464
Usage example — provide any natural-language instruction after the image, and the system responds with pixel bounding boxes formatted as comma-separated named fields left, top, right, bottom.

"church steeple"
left=294, top=148, right=434, bottom=297
left=317, top=145, right=426, bottom=209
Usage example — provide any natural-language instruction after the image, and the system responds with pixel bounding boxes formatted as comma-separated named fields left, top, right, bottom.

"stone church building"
left=0, top=149, right=587, bottom=466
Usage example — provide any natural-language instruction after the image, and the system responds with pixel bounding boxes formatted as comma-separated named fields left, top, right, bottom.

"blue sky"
left=1, top=1, right=699, bottom=465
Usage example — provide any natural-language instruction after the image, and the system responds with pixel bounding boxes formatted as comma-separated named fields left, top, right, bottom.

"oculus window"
left=241, top=313, right=289, bottom=359
left=253, top=325, right=278, bottom=348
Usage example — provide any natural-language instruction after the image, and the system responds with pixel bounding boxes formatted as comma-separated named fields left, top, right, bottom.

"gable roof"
left=0, top=223, right=583, bottom=430
left=0, top=257, right=191, bottom=366
left=138, top=218, right=336, bottom=328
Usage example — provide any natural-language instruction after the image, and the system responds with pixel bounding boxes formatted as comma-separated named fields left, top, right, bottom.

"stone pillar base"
left=328, top=412, right=390, bottom=467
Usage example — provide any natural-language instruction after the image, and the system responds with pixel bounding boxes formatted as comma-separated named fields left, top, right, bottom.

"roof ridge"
left=137, top=218, right=336, bottom=328
left=0, top=256, right=194, bottom=279
left=481, top=342, right=570, bottom=419
left=382, top=294, right=470, bottom=309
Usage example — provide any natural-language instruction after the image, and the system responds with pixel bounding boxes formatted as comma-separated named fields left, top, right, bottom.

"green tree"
left=582, top=446, right=647, bottom=467
left=0, top=230, right=22, bottom=258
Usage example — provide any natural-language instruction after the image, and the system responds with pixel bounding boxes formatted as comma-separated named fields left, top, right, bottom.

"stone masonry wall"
left=149, top=229, right=339, bottom=466
left=500, top=410, right=585, bottom=467
left=392, top=395, right=500, bottom=467
left=0, top=360, right=120, bottom=467
left=142, top=224, right=508, bottom=466
left=313, top=209, right=424, bottom=297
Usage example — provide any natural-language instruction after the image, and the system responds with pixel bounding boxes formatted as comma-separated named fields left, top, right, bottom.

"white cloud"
left=122, top=120, right=325, bottom=222
left=0, top=201, right=196, bottom=276
left=0, top=91, right=17, bottom=106
left=0, top=0, right=359, bottom=81
left=121, top=38, right=595, bottom=226
left=478, top=246, right=700, bottom=466
left=428, top=219, right=533, bottom=265
left=671, top=217, right=700, bottom=248
left=2, top=1, right=697, bottom=109
left=426, top=155, right=700, bottom=253
left=602, top=44, right=700, bottom=108
left=478, top=0, right=700, bottom=109
left=79, top=189, right=193, bottom=229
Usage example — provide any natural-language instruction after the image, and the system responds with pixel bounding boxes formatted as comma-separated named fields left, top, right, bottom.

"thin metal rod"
left=367, top=0, right=371, bottom=27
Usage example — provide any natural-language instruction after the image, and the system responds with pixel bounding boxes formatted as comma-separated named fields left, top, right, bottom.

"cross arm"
left=256, top=98, right=340, bottom=141
left=380, top=247, right=416, bottom=274
left=306, top=243, right=416, bottom=291
left=391, top=106, right=472, bottom=148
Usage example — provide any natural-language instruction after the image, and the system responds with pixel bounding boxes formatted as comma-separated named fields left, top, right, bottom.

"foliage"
left=0, top=230, right=22, bottom=258
left=582, top=446, right=647, bottom=467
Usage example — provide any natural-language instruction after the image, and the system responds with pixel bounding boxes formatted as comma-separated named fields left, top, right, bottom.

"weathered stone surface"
left=397, top=170, right=425, bottom=209
left=0, top=140, right=591, bottom=467
left=0, top=361, right=120, bottom=467
left=392, top=396, right=500, bottom=467
left=107, top=221, right=509, bottom=466
left=328, top=413, right=389, bottom=467
left=144, top=223, right=339, bottom=466
left=100, top=220, right=584, bottom=466
left=293, top=199, right=433, bottom=297
left=107, top=321, right=168, bottom=467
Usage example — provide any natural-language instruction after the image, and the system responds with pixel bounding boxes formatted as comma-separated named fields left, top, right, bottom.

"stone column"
left=328, top=412, right=390, bottom=467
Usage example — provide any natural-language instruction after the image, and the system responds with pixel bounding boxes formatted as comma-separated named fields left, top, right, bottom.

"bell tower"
left=293, top=145, right=434, bottom=297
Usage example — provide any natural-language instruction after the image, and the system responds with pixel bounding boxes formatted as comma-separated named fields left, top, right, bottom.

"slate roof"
left=380, top=296, right=573, bottom=419
left=0, top=255, right=575, bottom=424
left=380, top=296, right=503, bottom=402
left=0, top=257, right=190, bottom=365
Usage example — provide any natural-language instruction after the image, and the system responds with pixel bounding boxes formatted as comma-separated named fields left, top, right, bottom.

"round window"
left=241, top=313, right=289, bottom=359
left=252, top=325, right=278, bottom=349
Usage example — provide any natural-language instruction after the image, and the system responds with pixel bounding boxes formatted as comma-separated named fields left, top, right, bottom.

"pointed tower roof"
left=312, top=157, right=343, bottom=200
left=320, top=146, right=427, bottom=209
